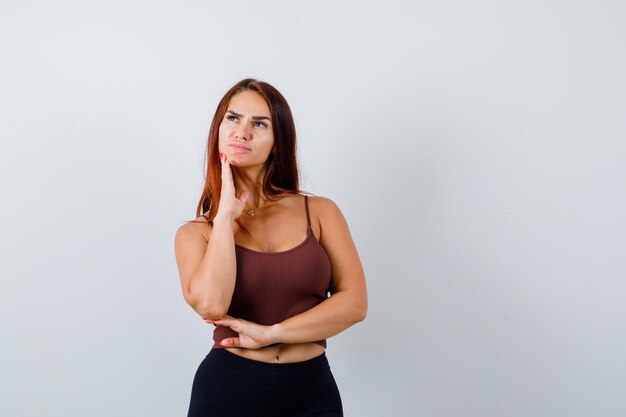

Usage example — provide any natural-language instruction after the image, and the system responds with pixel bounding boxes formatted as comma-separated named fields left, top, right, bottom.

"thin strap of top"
left=304, top=194, right=311, bottom=231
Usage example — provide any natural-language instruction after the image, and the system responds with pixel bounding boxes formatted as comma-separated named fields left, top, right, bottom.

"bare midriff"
left=225, top=342, right=326, bottom=363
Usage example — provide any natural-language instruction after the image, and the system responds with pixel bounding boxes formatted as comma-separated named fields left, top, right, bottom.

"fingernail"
left=213, top=320, right=220, bottom=323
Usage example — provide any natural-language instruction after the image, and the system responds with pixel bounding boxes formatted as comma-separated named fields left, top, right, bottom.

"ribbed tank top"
left=207, top=195, right=332, bottom=349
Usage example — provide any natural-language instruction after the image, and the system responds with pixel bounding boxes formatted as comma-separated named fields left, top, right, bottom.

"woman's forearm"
left=269, top=289, right=367, bottom=344
left=188, top=216, right=236, bottom=319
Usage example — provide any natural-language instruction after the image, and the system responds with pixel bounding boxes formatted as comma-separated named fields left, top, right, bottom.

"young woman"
left=174, top=78, right=367, bottom=417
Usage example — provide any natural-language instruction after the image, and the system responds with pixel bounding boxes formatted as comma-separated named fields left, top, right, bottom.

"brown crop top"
left=204, top=194, right=332, bottom=349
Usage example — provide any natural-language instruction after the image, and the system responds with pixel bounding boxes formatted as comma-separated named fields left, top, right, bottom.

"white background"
left=1, top=1, right=625, bottom=416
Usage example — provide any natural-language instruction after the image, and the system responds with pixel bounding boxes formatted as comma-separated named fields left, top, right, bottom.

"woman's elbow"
left=355, top=287, right=368, bottom=322
left=198, top=308, right=228, bottom=321
left=356, top=306, right=367, bottom=323
left=351, top=301, right=367, bottom=323
left=193, top=301, right=228, bottom=320
left=341, top=288, right=367, bottom=324
left=183, top=289, right=230, bottom=319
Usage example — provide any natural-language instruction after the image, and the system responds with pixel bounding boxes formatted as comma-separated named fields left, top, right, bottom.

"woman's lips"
left=229, top=144, right=251, bottom=152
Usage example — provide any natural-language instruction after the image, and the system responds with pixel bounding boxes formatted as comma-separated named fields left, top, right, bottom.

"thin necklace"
left=246, top=200, right=265, bottom=216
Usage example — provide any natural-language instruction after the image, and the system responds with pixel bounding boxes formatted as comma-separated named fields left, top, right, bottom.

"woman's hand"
left=216, top=152, right=249, bottom=221
left=204, top=315, right=277, bottom=349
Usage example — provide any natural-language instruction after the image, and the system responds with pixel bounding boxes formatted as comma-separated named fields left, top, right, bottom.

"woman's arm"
left=174, top=154, right=247, bottom=320
left=175, top=215, right=237, bottom=320
left=216, top=196, right=368, bottom=347
left=273, top=196, right=367, bottom=342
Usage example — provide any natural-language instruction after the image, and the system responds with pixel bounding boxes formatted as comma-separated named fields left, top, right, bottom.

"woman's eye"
left=254, top=121, right=267, bottom=128
left=226, top=115, right=237, bottom=122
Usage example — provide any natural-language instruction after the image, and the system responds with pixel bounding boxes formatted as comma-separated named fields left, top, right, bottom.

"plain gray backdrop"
left=1, top=1, right=625, bottom=416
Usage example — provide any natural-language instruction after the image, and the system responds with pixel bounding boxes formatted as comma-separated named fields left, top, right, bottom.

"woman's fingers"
left=217, top=152, right=246, bottom=219
left=213, top=317, right=271, bottom=349
left=214, top=316, right=241, bottom=331
left=220, top=153, right=234, bottom=189
left=219, top=337, right=242, bottom=347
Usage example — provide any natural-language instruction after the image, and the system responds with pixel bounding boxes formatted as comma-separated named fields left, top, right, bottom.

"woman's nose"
left=235, top=122, right=252, bottom=140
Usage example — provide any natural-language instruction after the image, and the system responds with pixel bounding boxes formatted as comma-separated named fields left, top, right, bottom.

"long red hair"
left=191, top=78, right=307, bottom=224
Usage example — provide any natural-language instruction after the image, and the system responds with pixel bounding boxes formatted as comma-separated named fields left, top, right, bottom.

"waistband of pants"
left=206, top=348, right=331, bottom=385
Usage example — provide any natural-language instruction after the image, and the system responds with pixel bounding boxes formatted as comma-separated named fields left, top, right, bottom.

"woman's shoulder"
left=304, top=195, right=352, bottom=251
left=271, top=192, right=340, bottom=229
left=176, top=214, right=212, bottom=244
left=299, top=193, right=343, bottom=223
left=303, top=193, right=339, bottom=209
left=268, top=188, right=335, bottom=203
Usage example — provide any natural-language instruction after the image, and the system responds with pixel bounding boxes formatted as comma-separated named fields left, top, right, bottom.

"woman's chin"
left=229, top=158, right=261, bottom=168
left=228, top=159, right=245, bottom=167
left=225, top=155, right=241, bottom=165
left=230, top=161, right=255, bottom=170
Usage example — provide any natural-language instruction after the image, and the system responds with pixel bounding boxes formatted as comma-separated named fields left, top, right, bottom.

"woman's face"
left=218, top=91, right=274, bottom=169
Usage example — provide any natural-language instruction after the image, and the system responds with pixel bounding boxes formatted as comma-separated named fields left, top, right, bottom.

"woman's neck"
left=233, top=165, right=267, bottom=207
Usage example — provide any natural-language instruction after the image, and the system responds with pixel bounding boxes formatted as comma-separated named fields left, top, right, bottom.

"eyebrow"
left=226, top=110, right=272, bottom=122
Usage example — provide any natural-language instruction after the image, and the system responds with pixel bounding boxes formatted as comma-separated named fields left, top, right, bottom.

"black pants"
left=187, top=348, right=343, bottom=417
